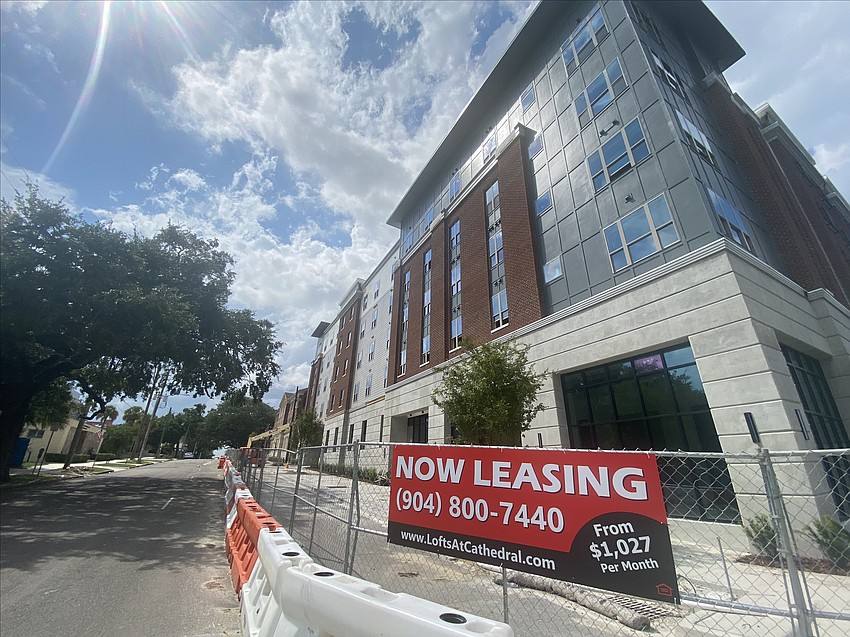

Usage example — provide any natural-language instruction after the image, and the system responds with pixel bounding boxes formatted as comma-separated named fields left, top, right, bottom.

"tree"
left=432, top=339, right=546, bottom=446
left=100, top=423, right=139, bottom=456
left=196, top=393, right=275, bottom=456
left=0, top=186, right=282, bottom=480
left=289, top=409, right=324, bottom=449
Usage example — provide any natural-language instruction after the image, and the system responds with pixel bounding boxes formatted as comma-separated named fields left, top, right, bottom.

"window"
left=365, top=374, right=373, bottom=397
left=574, top=59, right=627, bottom=127
left=362, top=296, right=368, bottom=310
left=483, top=132, right=497, bottom=163
left=333, top=366, right=338, bottom=381
left=588, top=118, right=650, bottom=191
left=676, top=111, right=715, bottom=165
left=652, top=52, right=688, bottom=102
left=348, top=421, right=355, bottom=444
left=360, top=322, right=365, bottom=339
left=782, top=344, right=850, bottom=517
left=353, top=382, right=360, bottom=402
left=543, top=257, right=563, bottom=283
left=361, top=420, right=368, bottom=442
left=450, top=315, right=463, bottom=350
left=374, top=280, right=380, bottom=299
left=403, top=270, right=411, bottom=292
left=561, top=344, right=739, bottom=523
left=383, top=366, right=388, bottom=388
left=386, top=328, right=391, bottom=350
left=343, top=359, right=348, bottom=375
left=488, top=231, right=503, bottom=268
left=535, top=190, right=553, bottom=216
left=707, top=188, right=755, bottom=252
left=491, top=289, right=509, bottom=329
left=357, top=350, right=362, bottom=369
left=421, top=334, right=430, bottom=364
left=450, top=221, right=460, bottom=248
left=333, top=427, right=339, bottom=446
left=520, top=83, right=535, bottom=112
left=371, top=308, right=378, bottom=329
left=632, top=2, right=665, bottom=49
left=346, top=332, right=351, bottom=346
left=27, top=429, right=45, bottom=439
left=485, top=182, right=500, bottom=216
left=603, top=194, right=679, bottom=271
left=368, top=339, right=375, bottom=361
left=528, top=133, right=543, bottom=158
left=424, top=249, right=432, bottom=273
left=450, top=262, right=461, bottom=295
left=399, top=349, right=407, bottom=376
left=424, top=206, right=434, bottom=229
left=325, top=429, right=330, bottom=446
left=388, top=291, right=393, bottom=313
left=449, top=173, right=461, bottom=201
left=561, top=7, right=609, bottom=75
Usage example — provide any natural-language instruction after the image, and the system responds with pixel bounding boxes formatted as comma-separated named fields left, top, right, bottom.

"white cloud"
left=0, top=161, right=75, bottom=204
left=813, top=143, right=850, bottom=173
left=165, top=1, right=533, bottom=228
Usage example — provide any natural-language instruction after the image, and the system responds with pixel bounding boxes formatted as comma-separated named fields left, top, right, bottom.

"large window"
left=588, top=119, right=650, bottom=191
left=562, top=344, right=740, bottom=522
left=652, top=52, right=688, bottom=102
left=575, top=59, right=627, bottom=128
left=782, top=345, right=850, bottom=518
left=422, top=249, right=432, bottom=365
left=707, top=188, right=755, bottom=252
left=604, top=194, right=679, bottom=271
left=491, top=289, right=509, bottom=330
left=408, top=414, right=428, bottom=443
left=520, top=83, right=535, bottom=112
left=562, top=7, right=609, bottom=75
left=677, top=111, right=715, bottom=165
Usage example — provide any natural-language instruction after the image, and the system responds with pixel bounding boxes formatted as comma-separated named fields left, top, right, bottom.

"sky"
left=2, top=1, right=849, bottom=421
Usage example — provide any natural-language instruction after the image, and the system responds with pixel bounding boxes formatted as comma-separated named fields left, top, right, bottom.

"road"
left=0, top=460, right=240, bottom=637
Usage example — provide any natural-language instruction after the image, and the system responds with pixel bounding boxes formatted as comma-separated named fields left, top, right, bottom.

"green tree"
left=0, top=186, right=282, bottom=481
left=25, top=380, right=76, bottom=428
left=432, top=339, right=546, bottom=446
left=289, top=409, right=324, bottom=449
left=100, top=423, right=139, bottom=456
left=197, top=392, right=275, bottom=455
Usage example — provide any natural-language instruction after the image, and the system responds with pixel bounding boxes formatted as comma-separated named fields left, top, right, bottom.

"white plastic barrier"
left=240, top=528, right=514, bottom=637
left=226, top=487, right=253, bottom=529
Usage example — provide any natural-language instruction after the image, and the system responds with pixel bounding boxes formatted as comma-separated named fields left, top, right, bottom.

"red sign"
left=387, top=445, right=679, bottom=603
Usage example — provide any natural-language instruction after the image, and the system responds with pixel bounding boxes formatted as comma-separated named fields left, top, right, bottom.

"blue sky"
left=2, top=1, right=849, bottom=420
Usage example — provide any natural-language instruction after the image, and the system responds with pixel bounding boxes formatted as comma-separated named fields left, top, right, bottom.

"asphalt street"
left=0, top=460, right=241, bottom=637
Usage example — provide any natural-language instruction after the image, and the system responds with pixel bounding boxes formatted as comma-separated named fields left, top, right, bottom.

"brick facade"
left=327, top=294, right=361, bottom=417
left=704, top=80, right=850, bottom=307
left=386, top=130, right=543, bottom=388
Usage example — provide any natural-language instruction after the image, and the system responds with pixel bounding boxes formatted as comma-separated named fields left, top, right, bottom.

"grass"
left=5, top=473, right=61, bottom=488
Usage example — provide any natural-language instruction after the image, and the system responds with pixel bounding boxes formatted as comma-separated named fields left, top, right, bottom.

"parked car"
left=183, top=451, right=195, bottom=459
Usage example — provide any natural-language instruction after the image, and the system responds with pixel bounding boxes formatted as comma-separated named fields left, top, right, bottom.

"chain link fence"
left=235, top=444, right=850, bottom=636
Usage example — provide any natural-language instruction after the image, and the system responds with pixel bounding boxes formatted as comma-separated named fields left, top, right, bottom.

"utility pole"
left=136, top=374, right=168, bottom=463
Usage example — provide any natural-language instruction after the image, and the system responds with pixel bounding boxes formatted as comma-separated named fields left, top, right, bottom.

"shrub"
left=93, top=453, right=116, bottom=461
left=743, top=514, right=779, bottom=560
left=44, top=453, right=88, bottom=464
left=805, top=516, right=850, bottom=570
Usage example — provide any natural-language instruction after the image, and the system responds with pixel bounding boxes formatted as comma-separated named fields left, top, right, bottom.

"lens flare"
left=42, top=1, right=112, bottom=175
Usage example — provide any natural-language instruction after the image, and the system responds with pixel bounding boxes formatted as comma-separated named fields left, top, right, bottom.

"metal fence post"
left=256, top=448, right=267, bottom=504
left=760, top=448, right=815, bottom=637
left=343, top=442, right=361, bottom=575
left=268, top=449, right=282, bottom=514
left=289, top=447, right=304, bottom=535
left=308, top=445, right=325, bottom=556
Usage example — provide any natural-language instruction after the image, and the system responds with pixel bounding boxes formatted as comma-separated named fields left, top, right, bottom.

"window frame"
left=587, top=118, right=650, bottom=192
left=603, top=193, right=679, bottom=271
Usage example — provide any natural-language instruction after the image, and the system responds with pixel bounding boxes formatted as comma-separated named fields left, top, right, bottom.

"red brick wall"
left=306, top=356, right=322, bottom=412
left=499, top=134, right=544, bottom=328
left=386, top=130, right=544, bottom=387
left=327, top=296, right=361, bottom=417
left=767, top=140, right=850, bottom=305
left=704, top=81, right=850, bottom=307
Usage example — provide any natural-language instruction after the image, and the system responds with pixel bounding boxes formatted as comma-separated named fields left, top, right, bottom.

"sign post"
left=388, top=445, right=679, bottom=603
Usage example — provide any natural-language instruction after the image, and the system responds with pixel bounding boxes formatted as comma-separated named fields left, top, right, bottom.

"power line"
left=0, top=133, right=32, bottom=183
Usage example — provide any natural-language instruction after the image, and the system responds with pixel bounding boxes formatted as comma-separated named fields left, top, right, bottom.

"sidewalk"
left=7, top=457, right=173, bottom=483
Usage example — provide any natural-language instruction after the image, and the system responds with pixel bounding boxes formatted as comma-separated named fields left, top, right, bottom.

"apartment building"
left=304, top=0, right=849, bottom=524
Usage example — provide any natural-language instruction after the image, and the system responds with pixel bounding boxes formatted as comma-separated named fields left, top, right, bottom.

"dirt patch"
left=736, top=554, right=849, bottom=575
